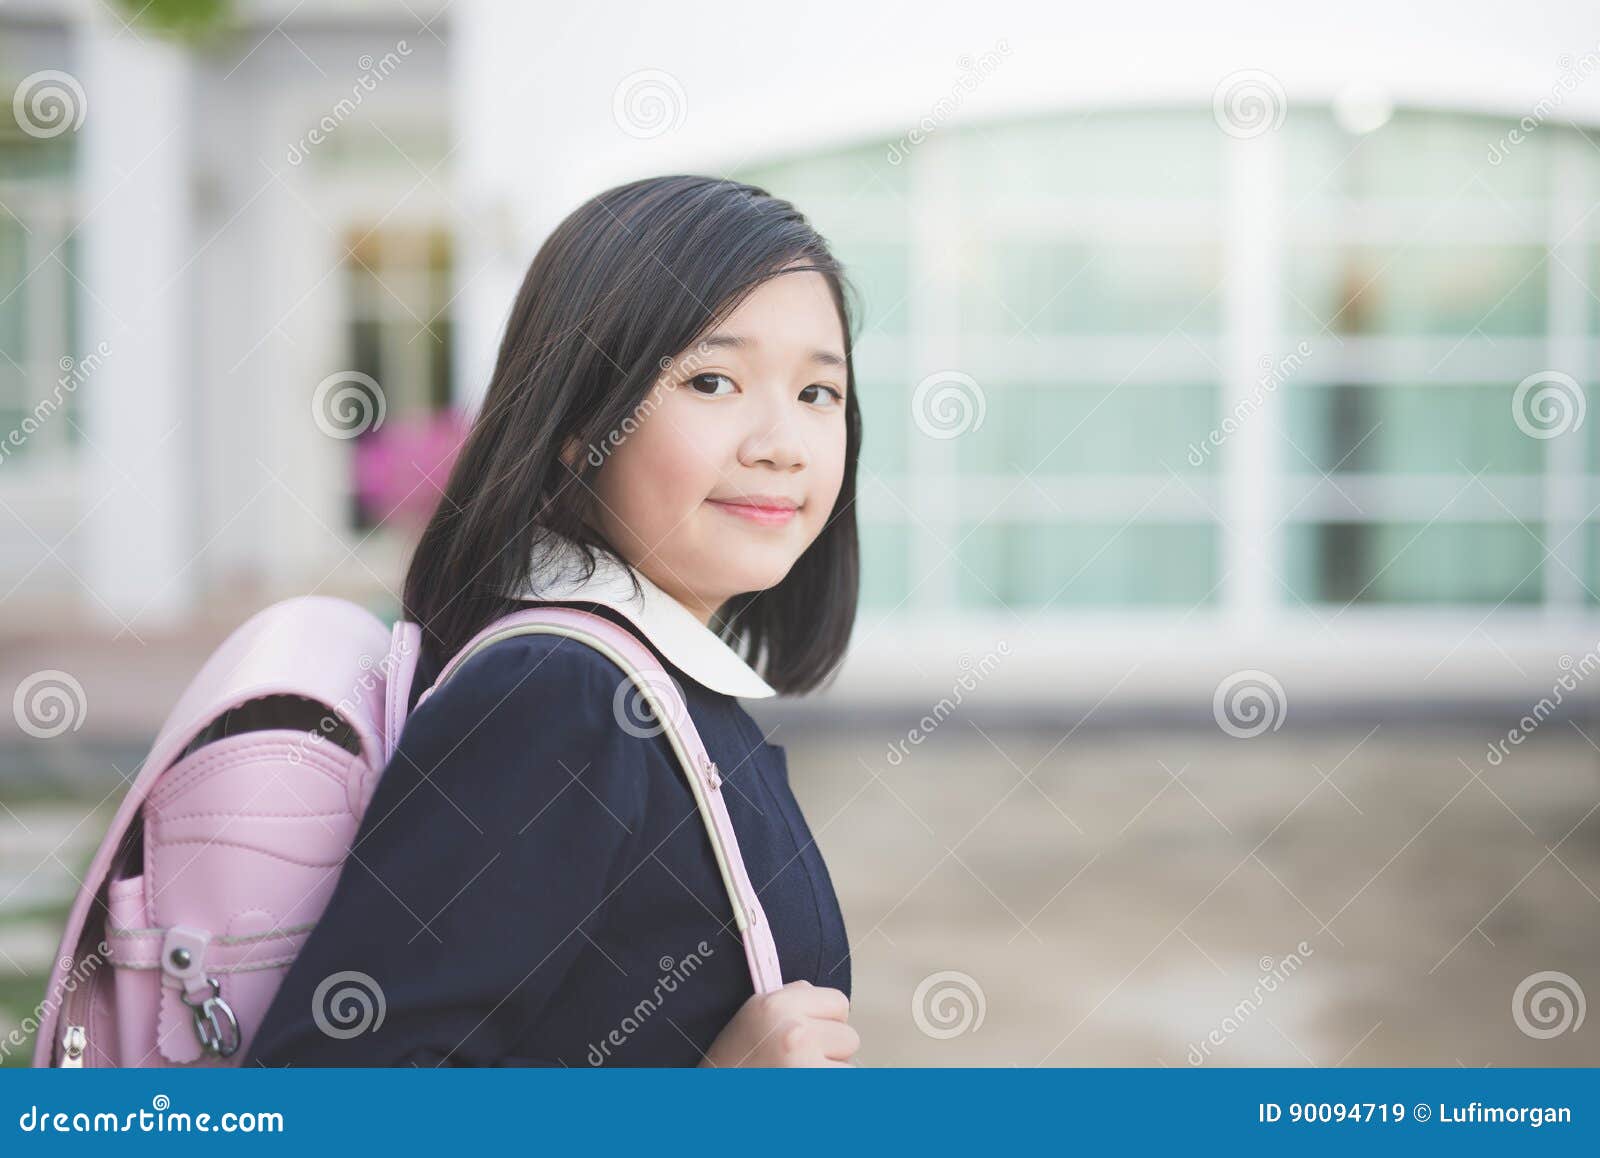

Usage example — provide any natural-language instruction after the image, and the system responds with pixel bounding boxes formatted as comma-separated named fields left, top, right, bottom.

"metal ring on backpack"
left=181, top=976, right=241, bottom=1057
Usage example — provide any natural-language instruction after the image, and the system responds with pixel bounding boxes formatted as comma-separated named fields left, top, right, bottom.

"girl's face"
left=581, top=268, right=849, bottom=625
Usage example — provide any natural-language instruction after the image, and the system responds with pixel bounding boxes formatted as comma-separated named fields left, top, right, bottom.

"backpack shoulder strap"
left=383, top=618, right=423, bottom=769
left=398, top=606, right=784, bottom=996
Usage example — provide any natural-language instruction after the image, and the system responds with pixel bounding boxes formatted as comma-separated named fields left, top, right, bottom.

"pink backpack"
left=31, top=595, right=783, bottom=1068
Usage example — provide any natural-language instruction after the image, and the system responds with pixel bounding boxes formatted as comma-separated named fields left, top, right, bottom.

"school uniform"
left=245, top=533, right=851, bottom=1067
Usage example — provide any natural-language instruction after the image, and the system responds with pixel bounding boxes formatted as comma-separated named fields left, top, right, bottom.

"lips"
left=706, top=496, right=801, bottom=526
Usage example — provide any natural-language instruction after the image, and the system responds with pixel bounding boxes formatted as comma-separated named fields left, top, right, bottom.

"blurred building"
left=4, top=0, right=1600, bottom=1073
left=3, top=0, right=1600, bottom=719
left=1, top=0, right=454, bottom=641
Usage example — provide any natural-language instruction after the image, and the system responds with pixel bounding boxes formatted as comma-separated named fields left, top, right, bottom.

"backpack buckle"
left=162, top=928, right=241, bottom=1059
left=181, top=976, right=241, bottom=1058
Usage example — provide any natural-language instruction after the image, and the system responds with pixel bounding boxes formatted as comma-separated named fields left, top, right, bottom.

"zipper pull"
left=60, top=1024, right=86, bottom=1068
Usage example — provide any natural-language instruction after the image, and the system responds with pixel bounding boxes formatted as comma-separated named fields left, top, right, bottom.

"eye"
left=800, top=384, right=844, bottom=408
left=687, top=372, right=736, bottom=397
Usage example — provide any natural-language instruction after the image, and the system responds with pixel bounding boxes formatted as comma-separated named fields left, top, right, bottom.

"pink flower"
left=352, top=409, right=468, bottom=528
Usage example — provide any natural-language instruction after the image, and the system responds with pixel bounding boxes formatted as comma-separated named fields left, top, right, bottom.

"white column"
left=77, top=14, right=195, bottom=630
left=1221, top=128, right=1285, bottom=628
left=1542, top=135, right=1590, bottom=610
left=907, top=132, right=963, bottom=613
left=451, top=0, right=526, bottom=416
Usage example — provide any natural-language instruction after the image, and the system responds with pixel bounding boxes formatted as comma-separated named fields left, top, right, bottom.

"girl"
left=246, top=175, right=862, bottom=1067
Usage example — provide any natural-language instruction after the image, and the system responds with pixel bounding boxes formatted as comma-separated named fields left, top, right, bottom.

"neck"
left=670, top=588, right=720, bottom=628
left=637, top=566, right=720, bottom=628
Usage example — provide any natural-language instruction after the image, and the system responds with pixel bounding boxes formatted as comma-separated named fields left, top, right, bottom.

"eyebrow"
left=699, top=332, right=846, bottom=370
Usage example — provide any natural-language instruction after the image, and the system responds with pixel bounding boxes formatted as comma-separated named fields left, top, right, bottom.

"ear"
left=559, top=436, right=580, bottom=470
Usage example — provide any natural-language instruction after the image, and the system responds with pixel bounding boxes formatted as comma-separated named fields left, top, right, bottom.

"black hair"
left=401, top=174, right=862, bottom=696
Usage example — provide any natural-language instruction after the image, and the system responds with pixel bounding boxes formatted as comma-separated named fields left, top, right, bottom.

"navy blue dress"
left=246, top=602, right=851, bottom=1067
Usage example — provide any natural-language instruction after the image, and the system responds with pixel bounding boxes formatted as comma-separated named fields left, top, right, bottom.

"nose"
left=738, top=399, right=809, bottom=472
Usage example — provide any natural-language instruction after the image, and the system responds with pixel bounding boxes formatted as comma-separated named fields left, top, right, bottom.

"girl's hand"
left=699, top=979, right=859, bottom=1067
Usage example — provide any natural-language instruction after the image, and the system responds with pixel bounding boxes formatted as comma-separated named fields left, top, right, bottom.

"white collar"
left=507, top=530, right=778, bottom=700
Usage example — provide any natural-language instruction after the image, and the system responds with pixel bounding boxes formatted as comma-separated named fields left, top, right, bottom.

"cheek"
left=810, top=423, right=848, bottom=516
left=598, top=413, right=717, bottom=529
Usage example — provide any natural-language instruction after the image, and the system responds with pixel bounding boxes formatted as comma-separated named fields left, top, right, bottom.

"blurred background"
left=2, top=0, right=1599, bottom=1066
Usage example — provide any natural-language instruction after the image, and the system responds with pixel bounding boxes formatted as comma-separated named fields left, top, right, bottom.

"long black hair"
left=401, top=174, right=862, bottom=696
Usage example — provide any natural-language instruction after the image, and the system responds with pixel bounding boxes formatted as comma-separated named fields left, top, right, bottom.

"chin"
left=722, top=553, right=799, bottom=597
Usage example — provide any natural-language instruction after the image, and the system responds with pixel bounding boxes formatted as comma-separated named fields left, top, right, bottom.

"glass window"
left=1285, top=384, right=1544, bottom=475
left=341, top=225, right=458, bottom=530
left=859, top=520, right=913, bottom=610
left=0, top=127, right=78, bottom=464
left=739, top=107, right=1597, bottom=616
left=1286, top=522, right=1545, bottom=604
left=0, top=216, right=25, bottom=438
left=952, top=111, right=1224, bottom=201
left=958, top=521, right=1218, bottom=608
left=961, top=239, right=1223, bottom=336
left=955, top=384, right=1220, bottom=476
left=1286, top=243, right=1547, bottom=336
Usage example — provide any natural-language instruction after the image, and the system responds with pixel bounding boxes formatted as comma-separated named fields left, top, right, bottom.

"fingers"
left=750, top=980, right=857, bottom=1066
left=812, top=1017, right=861, bottom=1062
left=778, top=979, right=851, bottom=1022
